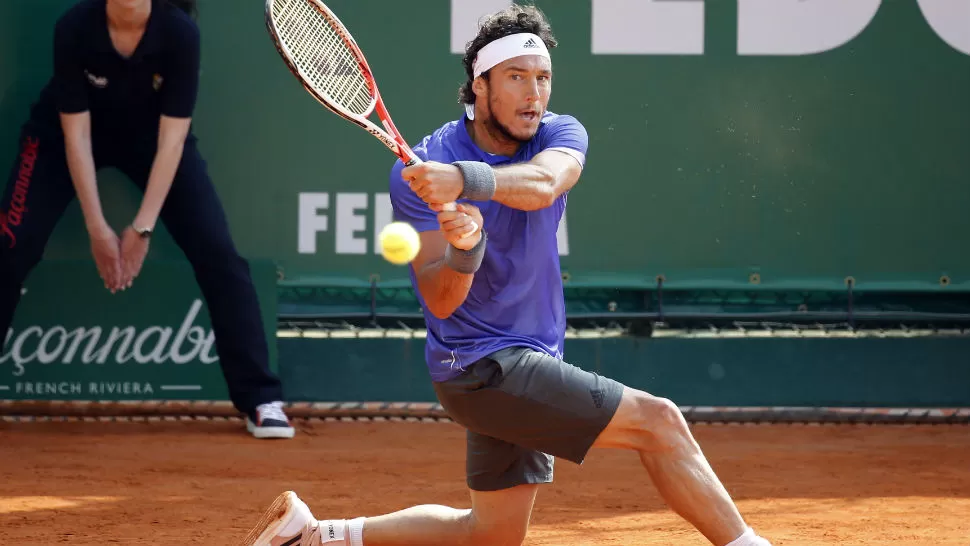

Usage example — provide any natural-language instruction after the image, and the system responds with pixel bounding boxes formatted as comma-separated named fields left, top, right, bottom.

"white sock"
left=725, top=527, right=772, bottom=546
left=316, top=518, right=365, bottom=545
left=316, top=520, right=347, bottom=544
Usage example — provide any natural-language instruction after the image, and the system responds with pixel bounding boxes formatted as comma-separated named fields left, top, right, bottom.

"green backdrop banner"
left=0, top=259, right=278, bottom=401
left=1, top=1, right=968, bottom=292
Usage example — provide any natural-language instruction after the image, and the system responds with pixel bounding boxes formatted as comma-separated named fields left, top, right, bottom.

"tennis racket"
left=264, top=0, right=459, bottom=214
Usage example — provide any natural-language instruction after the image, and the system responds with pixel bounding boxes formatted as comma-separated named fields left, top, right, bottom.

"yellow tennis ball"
left=379, top=221, right=421, bottom=265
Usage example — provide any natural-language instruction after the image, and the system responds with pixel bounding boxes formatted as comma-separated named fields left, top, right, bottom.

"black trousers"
left=0, top=120, right=283, bottom=413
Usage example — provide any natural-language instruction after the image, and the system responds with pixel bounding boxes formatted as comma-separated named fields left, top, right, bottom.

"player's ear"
left=472, top=75, right=488, bottom=99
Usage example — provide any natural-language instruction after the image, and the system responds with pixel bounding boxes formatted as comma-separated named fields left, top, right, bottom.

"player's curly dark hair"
left=166, top=0, right=198, bottom=18
left=458, top=4, right=557, bottom=105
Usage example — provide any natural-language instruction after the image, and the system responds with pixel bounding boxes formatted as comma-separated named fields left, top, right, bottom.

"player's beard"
left=484, top=96, right=532, bottom=145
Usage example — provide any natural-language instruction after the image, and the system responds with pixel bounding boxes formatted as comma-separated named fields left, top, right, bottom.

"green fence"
left=2, top=0, right=968, bottom=292
left=279, top=330, right=970, bottom=408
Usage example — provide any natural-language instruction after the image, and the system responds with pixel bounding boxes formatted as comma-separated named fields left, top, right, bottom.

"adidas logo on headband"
left=522, top=38, right=539, bottom=48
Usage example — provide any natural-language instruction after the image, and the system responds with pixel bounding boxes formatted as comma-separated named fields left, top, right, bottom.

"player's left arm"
left=406, top=114, right=588, bottom=212
left=487, top=114, right=588, bottom=211
left=488, top=149, right=582, bottom=211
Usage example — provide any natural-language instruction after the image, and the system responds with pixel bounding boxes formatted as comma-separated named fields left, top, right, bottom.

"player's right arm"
left=410, top=204, right=483, bottom=319
left=390, top=159, right=485, bottom=319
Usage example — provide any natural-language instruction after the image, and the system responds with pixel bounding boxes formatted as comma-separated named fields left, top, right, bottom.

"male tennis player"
left=240, top=4, right=773, bottom=545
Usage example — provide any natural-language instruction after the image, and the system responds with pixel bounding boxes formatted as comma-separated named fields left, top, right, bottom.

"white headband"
left=472, top=33, right=550, bottom=78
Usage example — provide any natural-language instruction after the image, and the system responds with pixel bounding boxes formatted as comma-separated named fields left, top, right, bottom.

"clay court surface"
left=1, top=419, right=968, bottom=545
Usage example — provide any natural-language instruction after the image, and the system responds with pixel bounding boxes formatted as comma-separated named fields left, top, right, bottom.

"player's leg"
left=433, top=347, right=769, bottom=546
left=240, top=444, right=541, bottom=546
left=0, top=123, right=76, bottom=335
left=240, top=483, right=539, bottom=546
left=238, top=347, right=768, bottom=545
left=590, top=386, right=766, bottom=545
left=435, top=347, right=768, bottom=546
left=118, top=141, right=291, bottom=437
left=358, top=481, right=540, bottom=546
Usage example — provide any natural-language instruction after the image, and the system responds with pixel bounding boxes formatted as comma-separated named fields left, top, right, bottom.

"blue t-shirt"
left=389, top=111, right=589, bottom=382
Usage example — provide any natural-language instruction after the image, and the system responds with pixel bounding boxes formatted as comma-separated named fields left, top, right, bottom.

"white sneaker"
left=246, top=402, right=296, bottom=439
left=239, top=491, right=320, bottom=546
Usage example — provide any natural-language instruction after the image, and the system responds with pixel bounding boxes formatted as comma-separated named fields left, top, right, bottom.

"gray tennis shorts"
left=432, top=346, right=625, bottom=492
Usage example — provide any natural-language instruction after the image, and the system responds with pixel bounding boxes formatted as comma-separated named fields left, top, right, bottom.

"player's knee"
left=628, top=391, right=691, bottom=452
left=467, top=514, right=528, bottom=546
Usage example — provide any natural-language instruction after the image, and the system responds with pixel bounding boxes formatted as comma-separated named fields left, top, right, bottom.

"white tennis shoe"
left=239, top=491, right=320, bottom=546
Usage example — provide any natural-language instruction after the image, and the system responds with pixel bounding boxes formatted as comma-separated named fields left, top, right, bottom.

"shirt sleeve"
left=388, top=155, right=440, bottom=234
left=539, top=114, right=589, bottom=168
left=52, top=18, right=88, bottom=114
left=160, top=21, right=201, bottom=118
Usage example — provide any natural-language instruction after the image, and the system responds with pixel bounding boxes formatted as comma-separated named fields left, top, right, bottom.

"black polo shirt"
left=30, top=0, right=201, bottom=146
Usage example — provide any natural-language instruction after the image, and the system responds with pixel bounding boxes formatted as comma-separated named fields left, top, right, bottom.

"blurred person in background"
left=0, top=0, right=294, bottom=439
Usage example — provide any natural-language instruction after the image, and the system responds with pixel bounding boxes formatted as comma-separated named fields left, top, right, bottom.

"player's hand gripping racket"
left=265, top=0, right=469, bottom=225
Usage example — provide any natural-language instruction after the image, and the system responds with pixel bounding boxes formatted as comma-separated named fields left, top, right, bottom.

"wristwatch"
left=132, top=224, right=153, bottom=239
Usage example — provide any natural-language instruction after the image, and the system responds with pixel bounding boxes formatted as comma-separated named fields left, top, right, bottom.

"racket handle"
left=403, top=157, right=473, bottom=234
left=441, top=201, right=477, bottom=238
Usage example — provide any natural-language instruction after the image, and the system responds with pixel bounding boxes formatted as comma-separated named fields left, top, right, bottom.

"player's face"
left=482, top=55, right=552, bottom=142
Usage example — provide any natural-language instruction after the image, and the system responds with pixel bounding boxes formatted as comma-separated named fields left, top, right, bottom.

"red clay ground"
left=1, top=419, right=968, bottom=545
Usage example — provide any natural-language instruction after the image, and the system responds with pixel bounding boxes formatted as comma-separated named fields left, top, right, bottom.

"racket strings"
left=272, top=0, right=373, bottom=116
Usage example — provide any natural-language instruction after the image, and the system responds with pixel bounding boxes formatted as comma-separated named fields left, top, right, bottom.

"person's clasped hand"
left=119, top=225, right=150, bottom=290
left=88, top=224, right=125, bottom=294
